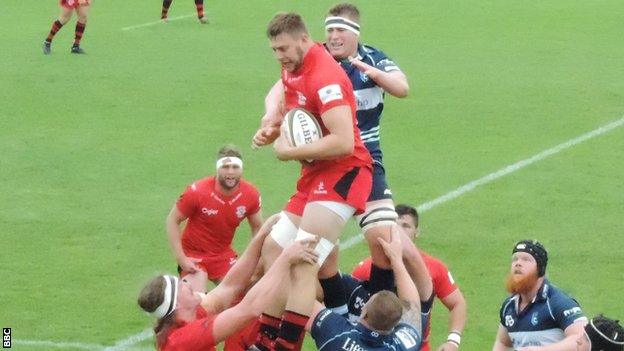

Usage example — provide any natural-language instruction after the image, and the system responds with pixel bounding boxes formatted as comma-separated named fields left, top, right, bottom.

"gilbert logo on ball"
left=283, top=108, right=323, bottom=148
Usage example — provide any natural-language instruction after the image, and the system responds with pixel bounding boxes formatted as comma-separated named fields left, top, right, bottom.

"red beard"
left=505, top=270, right=539, bottom=295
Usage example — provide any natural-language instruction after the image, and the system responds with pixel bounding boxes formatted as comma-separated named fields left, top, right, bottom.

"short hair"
left=217, top=144, right=242, bottom=159
left=395, top=204, right=419, bottom=228
left=328, top=3, right=360, bottom=24
left=267, top=12, right=308, bottom=38
left=364, top=290, right=403, bottom=332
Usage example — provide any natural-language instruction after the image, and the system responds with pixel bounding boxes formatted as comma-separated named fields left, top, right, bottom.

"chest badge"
left=531, top=312, right=539, bottom=326
left=236, top=206, right=246, bottom=219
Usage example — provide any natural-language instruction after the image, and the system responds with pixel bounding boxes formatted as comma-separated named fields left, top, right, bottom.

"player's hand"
left=252, top=125, right=280, bottom=149
left=436, top=342, right=459, bottom=351
left=284, top=236, right=319, bottom=265
left=273, top=131, right=293, bottom=161
left=77, top=0, right=88, bottom=5
left=348, top=56, right=377, bottom=78
left=178, top=256, right=202, bottom=273
left=376, top=224, right=403, bottom=263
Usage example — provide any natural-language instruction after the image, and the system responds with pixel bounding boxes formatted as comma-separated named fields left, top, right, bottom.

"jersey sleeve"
left=393, top=323, right=423, bottom=351
left=311, top=309, right=352, bottom=349
left=247, top=186, right=261, bottom=216
left=309, top=65, right=352, bottom=115
left=351, top=258, right=372, bottom=281
left=430, top=259, right=458, bottom=299
left=374, top=54, right=401, bottom=73
left=176, top=183, right=200, bottom=218
left=551, top=292, right=586, bottom=330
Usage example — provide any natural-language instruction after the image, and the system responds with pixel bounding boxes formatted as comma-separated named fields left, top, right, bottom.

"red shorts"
left=60, top=0, right=90, bottom=9
left=180, top=249, right=238, bottom=281
left=285, top=165, right=372, bottom=216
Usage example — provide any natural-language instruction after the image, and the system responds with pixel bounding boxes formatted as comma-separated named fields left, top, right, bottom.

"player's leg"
left=276, top=201, right=353, bottom=351
left=317, top=247, right=350, bottom=316
left=194, top=0, right=207, bottom=23
left=356, top=164, right=398, bottom=294
left=71, top=3, right=90, bottom=54
left=43, top=4, right=73, bottom=54
left=161, top=0, right=173, bottom=21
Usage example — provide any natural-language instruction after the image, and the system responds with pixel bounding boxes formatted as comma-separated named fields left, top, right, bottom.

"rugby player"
left=250, top=12, right=375, bottom=351
left=352, top=204, right=467, bottom=351
left=160, top=0, right=207, bottom=24
left=166, top=145, right=263, bottom=291
left=492, top=240, right=587, bottom=351
left=43, top=0, right=91, bottom=54
left=583, top=315, right=624, bottom=351
left=138, top=215, right=319, bottom=351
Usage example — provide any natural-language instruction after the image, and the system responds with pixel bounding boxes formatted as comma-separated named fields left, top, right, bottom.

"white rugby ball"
left=282, top=108, right=323, bottom=147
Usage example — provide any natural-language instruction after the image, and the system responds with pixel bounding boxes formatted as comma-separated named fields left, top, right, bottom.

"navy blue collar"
left=356, top=322, right=391, bottom=346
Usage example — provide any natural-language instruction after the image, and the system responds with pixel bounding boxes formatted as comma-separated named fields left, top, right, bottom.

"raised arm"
left=349, top=57, right=409, bottom=98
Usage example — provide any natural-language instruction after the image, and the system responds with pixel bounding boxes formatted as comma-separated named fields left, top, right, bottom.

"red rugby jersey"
left=281, top=43, right=372, bottom=172
left=176, top=176, right=260, bottom=256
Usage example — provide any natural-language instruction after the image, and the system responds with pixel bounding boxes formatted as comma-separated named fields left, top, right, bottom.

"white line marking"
left=102, top=329, right=153, bottom=351
left=121, top=14, right=195, bottom=31
left=13, top=339, right=104, bottom=350
left=340, top=117, right=624, bottom=250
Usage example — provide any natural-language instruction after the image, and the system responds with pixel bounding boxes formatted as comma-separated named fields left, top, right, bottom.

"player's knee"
left=269, top=211, right=298, bottom=249
left=295, top=228, right=335, bottom=268
left=357, top=204, right=398, bottom=234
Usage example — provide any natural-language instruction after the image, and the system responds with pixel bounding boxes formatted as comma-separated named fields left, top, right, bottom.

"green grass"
left=1, top=0, right=623, bottom=350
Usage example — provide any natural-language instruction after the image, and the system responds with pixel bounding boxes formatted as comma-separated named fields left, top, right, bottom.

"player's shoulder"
left=360, top=43, right=389, bottom=61
left=186, top=176, right=214, bottom=192
left=543, top=281, right=580, bottom=307
left=392, top=323, right=422, bottom=350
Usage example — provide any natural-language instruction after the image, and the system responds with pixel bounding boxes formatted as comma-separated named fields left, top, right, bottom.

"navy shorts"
left=367, top=162, right=393, bottom=202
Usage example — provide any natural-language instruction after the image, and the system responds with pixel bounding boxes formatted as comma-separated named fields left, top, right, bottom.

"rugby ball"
left=282, top=108, right=323, bottom=147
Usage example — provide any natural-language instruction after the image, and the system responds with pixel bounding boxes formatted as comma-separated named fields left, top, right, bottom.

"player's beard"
left=218, top=175, right=239, bottom=190
left=505, top=270, right=539, bottom=295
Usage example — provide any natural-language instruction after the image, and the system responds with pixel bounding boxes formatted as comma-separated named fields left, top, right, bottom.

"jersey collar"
left=356, top=322, right=390, bottom=346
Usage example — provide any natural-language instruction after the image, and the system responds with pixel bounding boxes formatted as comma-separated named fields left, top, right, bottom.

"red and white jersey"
left=177, top=176, right=261, bottom=256
left=282, top=43, right=372, bottom=173
left=351, top=251, right=459, bottom=351
left=162, top=307, right=217, bottom=351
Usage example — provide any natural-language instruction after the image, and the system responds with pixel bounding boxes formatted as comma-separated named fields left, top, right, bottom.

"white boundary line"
left=340, top=117, right=624, bottom=250
left=12, top=117, right=624, bottom=350
left=121, top=14, right=196, bottom=31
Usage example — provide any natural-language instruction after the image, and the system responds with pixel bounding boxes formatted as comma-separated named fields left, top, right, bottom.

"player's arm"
left=492, top=325, right=513, bottom=351
left=377, top=227, right=422, bottom=332
left=210, top=238, right=319, bottom=343
left=438, top=290, right=467, bottom=350
left=247, top=210, right=264, bottom=237
left=274, top=105, right=354, bottom=161
left=165, top=205, right=201, bottom=273
left=349, top=57, right=409, bottom=98
left=203, top=215, right=280, bottom=312
left=400, top=230, right=433, bottom=302
left=518, top=321, right=587, bottom=351
left=253, top=80, right=284, bottom=148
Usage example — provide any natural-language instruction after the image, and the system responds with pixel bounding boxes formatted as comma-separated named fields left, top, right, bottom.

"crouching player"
left=137, top=215, right=318, bottom=351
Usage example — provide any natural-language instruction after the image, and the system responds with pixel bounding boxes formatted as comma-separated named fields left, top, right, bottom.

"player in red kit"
left=352, top=204, right=467, bottom=351
left=247, top=12, right=392, bottom=351
left=139, top=215, right=320, bottom=351
left=166, top=145, right=263, bottom=292
left=43, top=0, right=91, bottom=54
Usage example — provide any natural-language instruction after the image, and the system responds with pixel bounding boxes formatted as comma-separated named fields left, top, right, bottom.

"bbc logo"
left=2, top=328, right=10, bottom=348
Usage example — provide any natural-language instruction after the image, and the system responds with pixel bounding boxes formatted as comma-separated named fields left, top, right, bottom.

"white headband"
left=325, top=16, right=360, bottom=36
left=216, top=157, right=243, bottom=171
left=149, top=275, right=179, bottom=319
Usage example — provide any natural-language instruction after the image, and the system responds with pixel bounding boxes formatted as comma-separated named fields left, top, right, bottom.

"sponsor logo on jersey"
left=505, top=315, right=515, bottom=327
left=341, top=337, right=364, bottom=351
left=236, top=206, right=246, bottom=218
left=315, top=309, right=332, bottom=327
left=297, top=91, right=307, bottom=105
left=313, top=181, right=327, bottom=195
left=384, top=188, right=392, bottom=195
left=318, top=84, right=343, bottom=104
left=563, top=307, right=582, bottom=317
left=202, top=208, right=219, bottom=216
left=395, top=327, right=418, bottom=348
